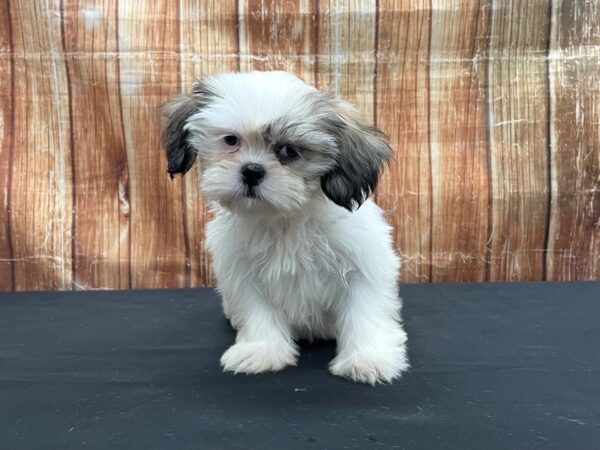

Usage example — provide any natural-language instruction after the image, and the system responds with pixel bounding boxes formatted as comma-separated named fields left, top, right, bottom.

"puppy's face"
left=162, top=71, right=391, bottom=214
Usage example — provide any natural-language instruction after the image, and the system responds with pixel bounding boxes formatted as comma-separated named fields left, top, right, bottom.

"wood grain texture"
left=8, top=1, right=73, bottom=290
left=317, top=0, right=376, bottom=121
left=62, top=0, right=130, bottom=289
left=487, top=0, right=550, bottom=281
left=117, top=1, right=186, bottom=288
left=376, top=0, right=432, bottom=283
left=429, top=0, right=490, bottom=282
left=1, top=1, right=600, bottom=290
left=0, top=0, right=15, bottom=290
left=239, top=0, right=317, bottom=83
left=547, top=0, right=600, bottom=280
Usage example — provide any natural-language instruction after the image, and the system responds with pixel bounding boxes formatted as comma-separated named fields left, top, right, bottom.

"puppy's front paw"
left=329, top=344, right=409, bottom=385
left=220, top=341, right=298, bottom=374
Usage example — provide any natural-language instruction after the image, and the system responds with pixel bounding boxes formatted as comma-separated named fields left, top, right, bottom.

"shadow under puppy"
left=162, top=71, right=408, bottom=384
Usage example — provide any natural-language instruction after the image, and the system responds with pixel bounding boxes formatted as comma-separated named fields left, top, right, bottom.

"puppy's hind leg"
left=220, top=288, right=298, bottom=374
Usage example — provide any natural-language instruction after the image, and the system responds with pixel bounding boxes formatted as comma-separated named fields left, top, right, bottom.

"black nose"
left=241, top=164, right=265, bottom=187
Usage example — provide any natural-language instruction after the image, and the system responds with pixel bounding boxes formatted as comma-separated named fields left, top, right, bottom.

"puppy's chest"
left=245, top=222, right=345, bottom=303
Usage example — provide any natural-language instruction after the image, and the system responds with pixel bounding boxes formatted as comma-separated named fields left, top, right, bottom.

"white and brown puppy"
left=162, top=71, right=408, bottom=384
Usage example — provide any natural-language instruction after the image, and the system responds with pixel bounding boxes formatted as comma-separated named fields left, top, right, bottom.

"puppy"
left=162, top=71, right=408, bottom=384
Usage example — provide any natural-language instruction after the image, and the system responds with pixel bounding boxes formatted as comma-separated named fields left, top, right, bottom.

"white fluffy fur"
left=164, top=71, right=409, bottom=384
left=208, top=197, right=408, bottom=384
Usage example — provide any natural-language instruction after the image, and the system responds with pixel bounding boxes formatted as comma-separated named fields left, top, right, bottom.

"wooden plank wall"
left=0, top=0, right=598, bottom=290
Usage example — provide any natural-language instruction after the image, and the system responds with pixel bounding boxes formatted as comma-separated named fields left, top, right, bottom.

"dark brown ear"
left=321, top=99, right=392, bottom=211
left=161, top=94, right=199, bottom=177
left=161, top=81, right=215, bottom=177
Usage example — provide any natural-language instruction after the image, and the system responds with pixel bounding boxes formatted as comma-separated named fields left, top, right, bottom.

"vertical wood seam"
left=313, top=0, right=319, bottom=86
left=466, top=0, right=492, bottom=281
left=542, top=0, right=554, bottom=280
left=177, top=0, right=191, bottom=287
left=427, top=0, right=434, bottom=282
left=475, top=0, right=490, bottom=281
left=235, top=0, right=241, bottom=71
left=484, top=0, right=494, bottom=281
left=59, top=0, right=76, bottom=289
left=373, top=0, right=380, bottom=204
left=114, top=0, right=132, bottom=288
left=5, top=0, right=16, bottom=290
left=373, top=0, right=379, bottom=128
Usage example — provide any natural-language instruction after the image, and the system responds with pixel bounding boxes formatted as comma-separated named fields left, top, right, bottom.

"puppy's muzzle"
left=241, top=163, right=265, bottom=188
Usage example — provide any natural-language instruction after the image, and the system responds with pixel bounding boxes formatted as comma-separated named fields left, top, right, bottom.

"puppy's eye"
left=223, top=135, right=239, bottom=146
left=276, top=144, right=300, bottom=163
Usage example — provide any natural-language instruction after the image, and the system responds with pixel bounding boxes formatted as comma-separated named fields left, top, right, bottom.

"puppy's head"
left=162, top=71, right=391, bottom=214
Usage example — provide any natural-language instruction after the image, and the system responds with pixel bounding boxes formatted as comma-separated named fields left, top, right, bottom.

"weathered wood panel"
left=8, top=1, right=73, bottom=290
left=429, top=0, right=490, bottom=282
left=487, top=0, right=551, bottom=281
left=239, top=0, right=317, bottom=83
left=317, top=0, right=376, bottom=121
left=376, top=0, right=432, bottom=283
left=117, top=1, right=186, bottom=288
left=62, top=0, right=130, bottom=289
left=547, top=0, right=600, bottom=280
left=0, top=0, right=15, bottom=291
left=1, top=1, right=599, bottom=290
